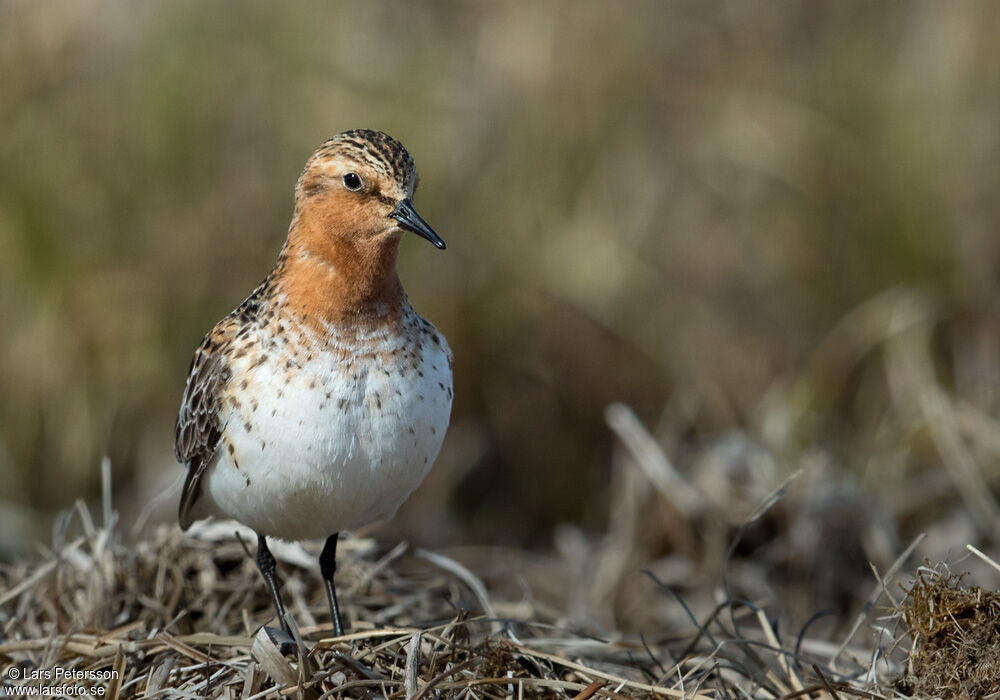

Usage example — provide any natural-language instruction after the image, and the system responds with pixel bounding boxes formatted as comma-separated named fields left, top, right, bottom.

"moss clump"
left=895, top=572, right=1000, bottom=697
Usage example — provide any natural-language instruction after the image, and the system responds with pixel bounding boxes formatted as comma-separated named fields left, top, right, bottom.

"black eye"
left=342, top=172, right=363, bottom=191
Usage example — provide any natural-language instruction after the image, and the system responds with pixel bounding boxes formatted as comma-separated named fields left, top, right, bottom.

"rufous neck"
left=277, top=209, right=405, bottom=328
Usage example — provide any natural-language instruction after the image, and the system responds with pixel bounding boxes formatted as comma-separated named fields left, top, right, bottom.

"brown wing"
left=174, top=320, right=236, bottom=530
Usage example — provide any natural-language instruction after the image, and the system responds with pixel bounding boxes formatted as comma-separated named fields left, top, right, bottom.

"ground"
left=3, top=498, right=995, bottom=699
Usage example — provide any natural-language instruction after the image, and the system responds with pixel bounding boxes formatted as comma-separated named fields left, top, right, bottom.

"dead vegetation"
left=893, top=568, right=1000, bottom=698
left=3, top=289, right=1000, bottom=698
left=4, top=5, right=1000, bottom=697
left=2, top=484, right=991, bottom=699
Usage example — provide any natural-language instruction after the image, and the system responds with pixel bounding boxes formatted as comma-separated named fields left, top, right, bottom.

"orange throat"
left=276, top=207, right=406, bottom=331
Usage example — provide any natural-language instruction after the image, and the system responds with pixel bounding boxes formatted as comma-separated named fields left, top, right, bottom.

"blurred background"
left=2, top=1, right=1000, bottom=631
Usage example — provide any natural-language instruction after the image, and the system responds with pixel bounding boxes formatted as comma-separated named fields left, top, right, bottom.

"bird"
left=173, top=129, right=453, bottom=644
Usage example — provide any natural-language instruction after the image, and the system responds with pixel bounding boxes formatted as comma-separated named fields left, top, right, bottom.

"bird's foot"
left=263, top=625, right=298, bottom=656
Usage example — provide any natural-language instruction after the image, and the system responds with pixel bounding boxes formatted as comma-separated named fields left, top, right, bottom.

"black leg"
left=255, top=533, right=292, bottom=636
left=320, top=533, right=345, bottom=636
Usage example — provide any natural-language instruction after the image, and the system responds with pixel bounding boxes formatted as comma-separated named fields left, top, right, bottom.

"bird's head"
left=293, top=129, right=445, bottom=252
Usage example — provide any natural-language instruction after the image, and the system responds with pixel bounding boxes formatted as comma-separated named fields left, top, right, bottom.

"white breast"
left=198, top=317, right=453, bottom=541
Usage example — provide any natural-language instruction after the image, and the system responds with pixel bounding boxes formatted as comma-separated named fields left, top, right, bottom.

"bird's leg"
left=254, top=533, right=294, bottom=643
left=320, top=532, right=345, bottom=636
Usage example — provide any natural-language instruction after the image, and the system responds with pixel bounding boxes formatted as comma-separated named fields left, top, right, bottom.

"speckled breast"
left=201, top=308, right=453, bottom=540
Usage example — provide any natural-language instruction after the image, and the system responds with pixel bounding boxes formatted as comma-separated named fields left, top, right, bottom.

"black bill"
left=390, top=199, right=446, bottom=250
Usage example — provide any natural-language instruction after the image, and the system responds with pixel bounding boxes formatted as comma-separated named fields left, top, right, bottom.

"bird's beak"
left=390, top=199, right=446, bottom=250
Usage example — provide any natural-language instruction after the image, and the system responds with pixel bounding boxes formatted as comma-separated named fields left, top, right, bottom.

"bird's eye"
left=342, top=172, right=363, bottom=191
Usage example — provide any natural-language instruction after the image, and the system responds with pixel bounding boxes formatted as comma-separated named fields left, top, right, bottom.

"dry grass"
left=3, top=6, right=1000, bottom=697
left=3, top=300, right=1000, bottom=697
left=3, top=291, right=999, bottom=698
left=893, top=566, right=1000, bottom=697
left=5, top=350, right=1000, bottom=698
left=0, top=475, right=961, bottom=700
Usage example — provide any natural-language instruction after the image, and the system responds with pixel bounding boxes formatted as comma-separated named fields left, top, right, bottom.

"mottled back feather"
left=174, top=282, right=268, bottom=528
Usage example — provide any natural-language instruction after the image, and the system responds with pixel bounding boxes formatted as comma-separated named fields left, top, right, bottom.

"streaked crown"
left=298, top=129, right=417, bottom=198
